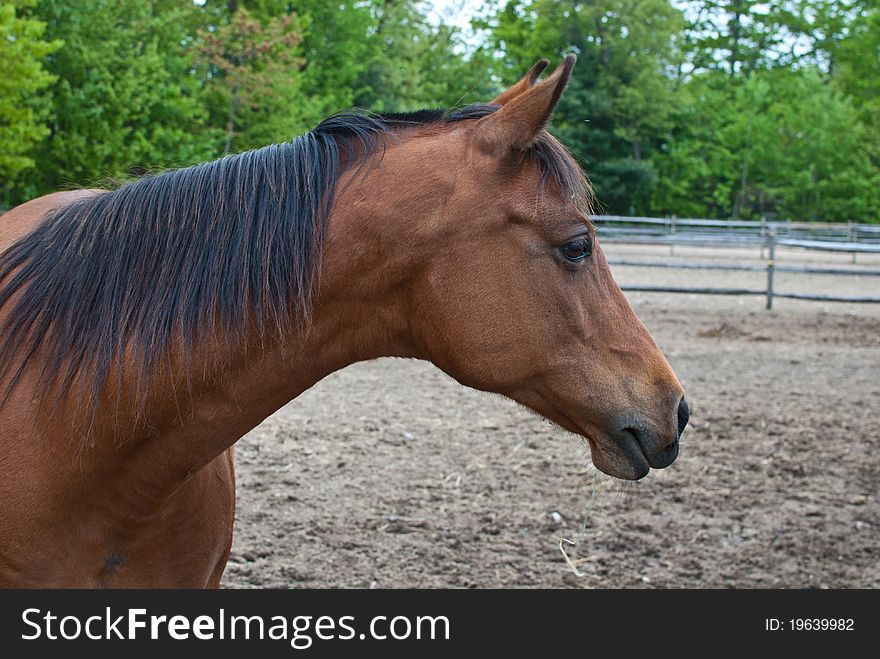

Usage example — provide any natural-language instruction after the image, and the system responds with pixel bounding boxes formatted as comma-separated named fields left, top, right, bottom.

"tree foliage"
left=0, top=0, right=59, bottom=198
left=19, top=0, right=214, bottom=195
left=653, top=0, right=880, bottom=220
left=652, top=68, right=880, bottom=220
left=1, top=0, right=878, bottom=223
left=197, top=7, right=305, bottom=154
left=480, top=0, right=685, bottom=214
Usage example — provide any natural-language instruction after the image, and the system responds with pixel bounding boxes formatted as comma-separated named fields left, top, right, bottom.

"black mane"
left=0, top=103, right=589, bottom=419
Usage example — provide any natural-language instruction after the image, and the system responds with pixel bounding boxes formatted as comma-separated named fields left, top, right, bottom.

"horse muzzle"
left=593, top=397, right=690, bottom=480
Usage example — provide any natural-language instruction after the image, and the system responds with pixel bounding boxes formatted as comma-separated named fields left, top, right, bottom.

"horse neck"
left=92, top=195, right=418, bottom=503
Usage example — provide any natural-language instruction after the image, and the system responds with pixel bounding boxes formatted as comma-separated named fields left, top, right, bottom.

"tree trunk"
left=594, top=18, right=611, bottom=68
left=223, top=81, right=240, bottom=157
left=733, top=157, right=749, bottom=218
left=729, top=0, right=743, bottom=77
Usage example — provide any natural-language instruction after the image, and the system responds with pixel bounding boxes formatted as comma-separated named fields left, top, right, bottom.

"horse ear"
left=490, top=59, right=549, bottom=106
left=477, top=54, right=575, bottom=153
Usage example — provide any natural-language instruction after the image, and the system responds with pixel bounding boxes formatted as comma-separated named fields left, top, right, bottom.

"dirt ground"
left=222, top=243, right=880, bottom=588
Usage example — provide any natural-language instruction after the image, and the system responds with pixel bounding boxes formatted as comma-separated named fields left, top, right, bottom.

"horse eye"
left=560, top=237, right=592, bottom=262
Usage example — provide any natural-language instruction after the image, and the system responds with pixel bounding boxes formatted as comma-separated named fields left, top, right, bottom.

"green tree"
left=18, top=0, right=215, bottom=198
left=480, top=0, right=684, bottom=214
left=230, top=0, right=376, bottom=129
left=0, top=0, right=59, bottom=204
left=196, top=6, right=305, bottom=154
left=652, top=68, right=880, bottom=222
left=352, top=1, right=495, bottom=112
left=683, top=1, right=803, bottom=75
left=804, top=1, right=880, bottom=128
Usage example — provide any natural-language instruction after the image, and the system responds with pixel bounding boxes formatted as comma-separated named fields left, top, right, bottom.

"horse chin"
left=589, top=439, right=651, bottom=481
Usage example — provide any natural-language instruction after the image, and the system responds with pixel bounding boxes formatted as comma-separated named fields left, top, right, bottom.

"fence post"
left=766, top=230, right=776, bottom=310
left=760, top=216, right=767, bottom=259
left=670, top=214, right=676, bottom=256
left=849, top=221, right=857, bottom=264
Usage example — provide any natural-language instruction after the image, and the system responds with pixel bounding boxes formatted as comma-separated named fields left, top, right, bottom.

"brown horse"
left=0, top=56, right=687, bottom=587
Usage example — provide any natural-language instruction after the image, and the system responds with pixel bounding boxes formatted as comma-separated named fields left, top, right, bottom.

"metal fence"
left=595, top=217, right=880, bottom=308
left=595, top=215, right=880, bottom=246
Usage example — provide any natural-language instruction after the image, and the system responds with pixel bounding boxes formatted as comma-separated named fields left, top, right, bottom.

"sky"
left=423, top=0, right=489, bottom=30
left=422, top=0, right=506, bottom=53
left=423, top=0, right=502, bottom=41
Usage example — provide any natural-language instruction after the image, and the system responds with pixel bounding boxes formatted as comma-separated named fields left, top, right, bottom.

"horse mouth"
left=586, top=427, right=652, bottom=481
left=616, top=428, right=652, bottom=478
left=592, top=426, right=680, bottom=480
left=513, top=390, right=664, bottom=480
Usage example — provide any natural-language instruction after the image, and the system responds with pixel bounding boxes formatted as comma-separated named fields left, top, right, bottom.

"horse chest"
left=0, top=450, right=236, bottom=588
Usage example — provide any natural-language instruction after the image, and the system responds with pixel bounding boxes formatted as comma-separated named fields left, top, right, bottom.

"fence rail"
left=594, top=215, right=880, bottom=245
left=604, top=224, right=880, bottom=308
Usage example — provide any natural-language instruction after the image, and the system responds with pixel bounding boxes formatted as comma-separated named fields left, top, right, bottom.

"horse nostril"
left=677, top=397, right=690, bottom=437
